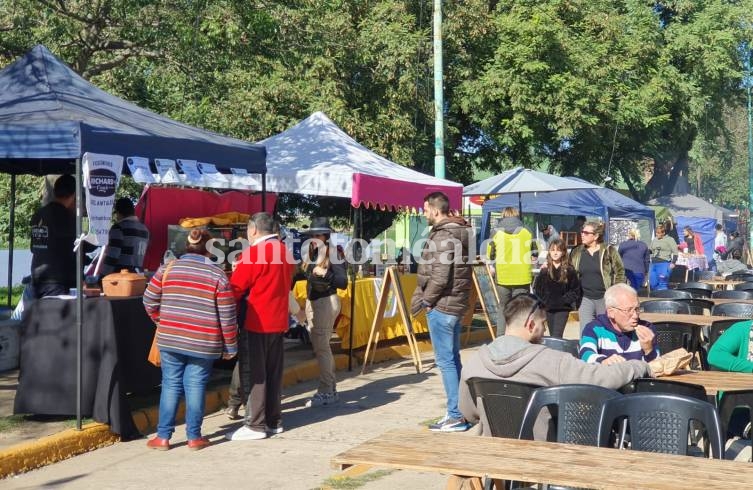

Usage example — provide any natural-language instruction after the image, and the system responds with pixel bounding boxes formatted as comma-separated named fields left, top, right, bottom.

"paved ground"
left=3, top=352, right=461, bottom=490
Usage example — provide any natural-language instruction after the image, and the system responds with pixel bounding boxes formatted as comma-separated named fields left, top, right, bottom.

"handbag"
left=147, top=262, right=175, bottom=367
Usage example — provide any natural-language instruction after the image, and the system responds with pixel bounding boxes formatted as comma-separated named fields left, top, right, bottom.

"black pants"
left=546, top=309, right=571, bottom=339
left=239, top=330, right=284, bottom=431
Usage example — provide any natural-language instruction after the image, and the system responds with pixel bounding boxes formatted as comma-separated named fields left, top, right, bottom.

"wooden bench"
left=332, top=428, right=753, bottom=489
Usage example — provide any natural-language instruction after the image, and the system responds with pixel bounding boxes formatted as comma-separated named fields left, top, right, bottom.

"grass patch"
left=316, top=469, right=394, bottom=489
left=0, top=285, right=24, bottom=309
left=64, top=417, right=95, bottom=428
left=0, top=414, right=26, bottom=433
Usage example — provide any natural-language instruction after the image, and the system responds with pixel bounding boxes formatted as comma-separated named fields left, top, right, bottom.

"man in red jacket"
left=227, top=212, right=295, bottom=441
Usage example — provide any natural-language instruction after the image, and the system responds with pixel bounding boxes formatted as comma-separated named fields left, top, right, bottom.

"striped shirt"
left=579, top=314, right=659, bottom=364
left=143, top=254, right=237, bottom=359
left=102, top=216, right=150, bottom=275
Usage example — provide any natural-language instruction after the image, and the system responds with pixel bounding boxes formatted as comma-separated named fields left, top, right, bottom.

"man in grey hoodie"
left=459, top=294, right=652, bottom=436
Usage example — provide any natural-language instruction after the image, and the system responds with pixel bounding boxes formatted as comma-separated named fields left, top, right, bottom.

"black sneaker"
left=428, top=416, right=470, bottom=432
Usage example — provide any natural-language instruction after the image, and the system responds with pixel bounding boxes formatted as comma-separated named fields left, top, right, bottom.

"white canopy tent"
left=259, top=111, right=462, bottom=210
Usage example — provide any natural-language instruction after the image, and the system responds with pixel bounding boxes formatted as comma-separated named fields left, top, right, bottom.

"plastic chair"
left=676, top=282, right=713, bottom=298
left=649, top=289, right=693, bottom=299
left=711, top=302, right=753, bottom=318
left=711, top=290, right=753, bottom=300
left=631, top=378, right=710, bottom=403
left=466, top=377, right=541, bottom=438
left=676, top=298, right=714, bottom=315
left=640, top=300, right=691, bottom=314
left=727, top=273, right=753, bottom=282
left=718, top=390, right=753, bottom=448
left=597, top=393, right=724, bottom=459
left=651, top=322, right=702, bottom=363
left=519, top=384, right=622, bottom=446
left=540, top=337, right=580, bottom=357
left=693, top=270, right=716, bottom=281
left=708, top=319, right=740, bottom=348
left=734, top=282, right=753, bottom=291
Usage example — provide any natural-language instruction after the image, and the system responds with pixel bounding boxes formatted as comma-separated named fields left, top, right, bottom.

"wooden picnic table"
left=661, top=370, right=753, bottom=396
left=331, top=428, right=753, bottom=490
left=641, top=312, right=744, bottom=327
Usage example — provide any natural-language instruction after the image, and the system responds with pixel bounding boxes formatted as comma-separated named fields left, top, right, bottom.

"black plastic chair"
left=640, top=300, right=691, bottom=314
left=597, top=393, right=724, bottom=458
left=718, top=390, right=753, bottom=449
left=692, top=270, right=716, bottom=281
left=708, top=319, right=740, bottom=348
left=734, top=282, right=753, bottom=291
left=711, top=302, right=753, bottom=318
left=651, top=322, right=702, bottom=362
left=649, top=289, right=693, bottom=299
left=712, top=290, right=753, bottom=300
left=677, top=282, right=713, bottom=298
left=466, top=377, right=541, bottom=438
left=630, top=378, right=710, bottom=403
left=540, top=337, right=580, bottom=357
left=727, top=273, right=753, bottom=282
left=519, top=384, right=622, bottom=446
left=676, top=298, right=714, bottom=315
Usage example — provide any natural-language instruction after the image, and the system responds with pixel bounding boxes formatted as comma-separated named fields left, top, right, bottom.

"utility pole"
left=433, top=0, right=445, bottom=179
left=747, top=45, right=753, bottom=251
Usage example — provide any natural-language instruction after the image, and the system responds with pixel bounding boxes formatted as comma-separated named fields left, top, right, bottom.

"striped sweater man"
left=579, top=314, right=659, bottom=364
left=143, top=254, right=237, bottom=359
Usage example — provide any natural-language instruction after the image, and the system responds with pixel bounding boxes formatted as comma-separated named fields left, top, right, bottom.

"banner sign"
left=126, top=156, right=155, bottom=183
left=177, top=159, right=202, bottom=184
left=155, top=158, right=180, bottom=184
left=198, top=161, right=228, bottom=186
left=83, top=152, right=123, bottom=246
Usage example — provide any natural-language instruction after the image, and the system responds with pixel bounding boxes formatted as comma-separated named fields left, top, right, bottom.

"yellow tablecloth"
left=294, top=274, right=429, bottom=349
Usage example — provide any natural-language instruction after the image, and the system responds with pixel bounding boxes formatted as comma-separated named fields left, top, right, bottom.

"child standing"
left=533, top=239, right=582, bottom=338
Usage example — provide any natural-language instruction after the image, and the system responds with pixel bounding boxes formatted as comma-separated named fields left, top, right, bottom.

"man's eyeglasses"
left=610, top=305, right=640, bottom=315
left=580, top=230, right=596, bottom=235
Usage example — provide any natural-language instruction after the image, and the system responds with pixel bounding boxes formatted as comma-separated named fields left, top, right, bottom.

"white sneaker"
left=266, top=425, right=284, bottom=435
left=226, top=426, right=267, bottom=441
left=305, top=391, right=339, bottom=408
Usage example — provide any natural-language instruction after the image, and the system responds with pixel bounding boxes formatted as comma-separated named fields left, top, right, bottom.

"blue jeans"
left=426, top=309, right=463, bottom=420
left=157, top=350, right=214, bottom=440
left=625, top=271, right=645, bottom=291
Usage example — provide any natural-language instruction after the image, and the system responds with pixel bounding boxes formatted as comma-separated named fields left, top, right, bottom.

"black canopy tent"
left=0, top=45, right=267, bottom=429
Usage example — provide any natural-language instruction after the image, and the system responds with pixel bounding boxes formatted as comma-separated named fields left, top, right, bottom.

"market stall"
left=0, top=45, right=267, bottom=433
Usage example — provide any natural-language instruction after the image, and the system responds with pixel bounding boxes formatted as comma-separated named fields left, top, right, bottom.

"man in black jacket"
left=411, top=192, right=472, bottom=432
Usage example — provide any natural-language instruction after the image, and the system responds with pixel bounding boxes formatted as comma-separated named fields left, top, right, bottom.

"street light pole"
left=433, top=0, right=445, bottom=179
left=747, top=45, right=753, bottom=250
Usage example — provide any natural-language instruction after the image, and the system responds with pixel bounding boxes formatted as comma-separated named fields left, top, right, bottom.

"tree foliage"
left=2, top=0, right=753, bottom=247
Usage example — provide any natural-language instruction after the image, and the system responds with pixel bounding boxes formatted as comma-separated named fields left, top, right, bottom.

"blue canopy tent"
left=480, top=182, right=655, bottom=244
left=0, top=45, right=267, bottom=429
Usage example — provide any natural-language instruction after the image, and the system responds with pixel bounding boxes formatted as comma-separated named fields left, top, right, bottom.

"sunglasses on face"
left=581, top=230, right=596, bottom=235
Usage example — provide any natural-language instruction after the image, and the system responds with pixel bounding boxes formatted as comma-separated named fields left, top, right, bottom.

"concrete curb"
left=0, top=329, right=490, bottom=479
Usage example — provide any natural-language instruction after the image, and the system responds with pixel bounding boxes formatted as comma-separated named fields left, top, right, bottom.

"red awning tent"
left=136, top=187, right=277, bottom=271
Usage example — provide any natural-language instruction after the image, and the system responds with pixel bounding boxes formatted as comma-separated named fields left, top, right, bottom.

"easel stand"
left=361, top=266, right=422, bottom=375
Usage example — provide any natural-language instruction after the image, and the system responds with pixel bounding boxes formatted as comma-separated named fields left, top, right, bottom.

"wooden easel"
left=361, top=266, right=422, bottom=374
left=471, top=263, right=499, bottom=340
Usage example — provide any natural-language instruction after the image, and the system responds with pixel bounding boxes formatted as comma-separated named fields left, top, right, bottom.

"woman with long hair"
left=143, top=228, right=237, bottom=451
left=302, top=217, right=347, bottom=407
left=570, top=221, right=625, bottom=331
left=682, top=226, right=705, bottom=255
left=533, top=239, right=582, bottom=338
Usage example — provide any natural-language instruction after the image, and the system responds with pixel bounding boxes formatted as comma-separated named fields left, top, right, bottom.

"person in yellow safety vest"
left=487, top=207, right=537, bottom=336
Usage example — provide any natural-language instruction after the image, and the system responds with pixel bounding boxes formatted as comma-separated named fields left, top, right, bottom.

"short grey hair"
left=604, top=283, right=637, bottom=308
left=249, top=212, right=275, bottom=234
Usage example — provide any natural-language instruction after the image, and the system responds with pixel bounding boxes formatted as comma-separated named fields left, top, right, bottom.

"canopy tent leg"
left=75, top=158, right=83, bottom=431
left=347, top=207, right=362, bottom=371
left=6, top=175, right=16, bottom=308
left=261, top=171, right=267, bottom=212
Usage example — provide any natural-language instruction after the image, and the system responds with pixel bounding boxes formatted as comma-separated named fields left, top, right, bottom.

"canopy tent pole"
left=347, top=207, right=362, bottom=371
left=7, top=175, right=16, bottom=308
left=261, top=171, right=267, bottom=212
left=75, top=158, right=83, bottom=431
